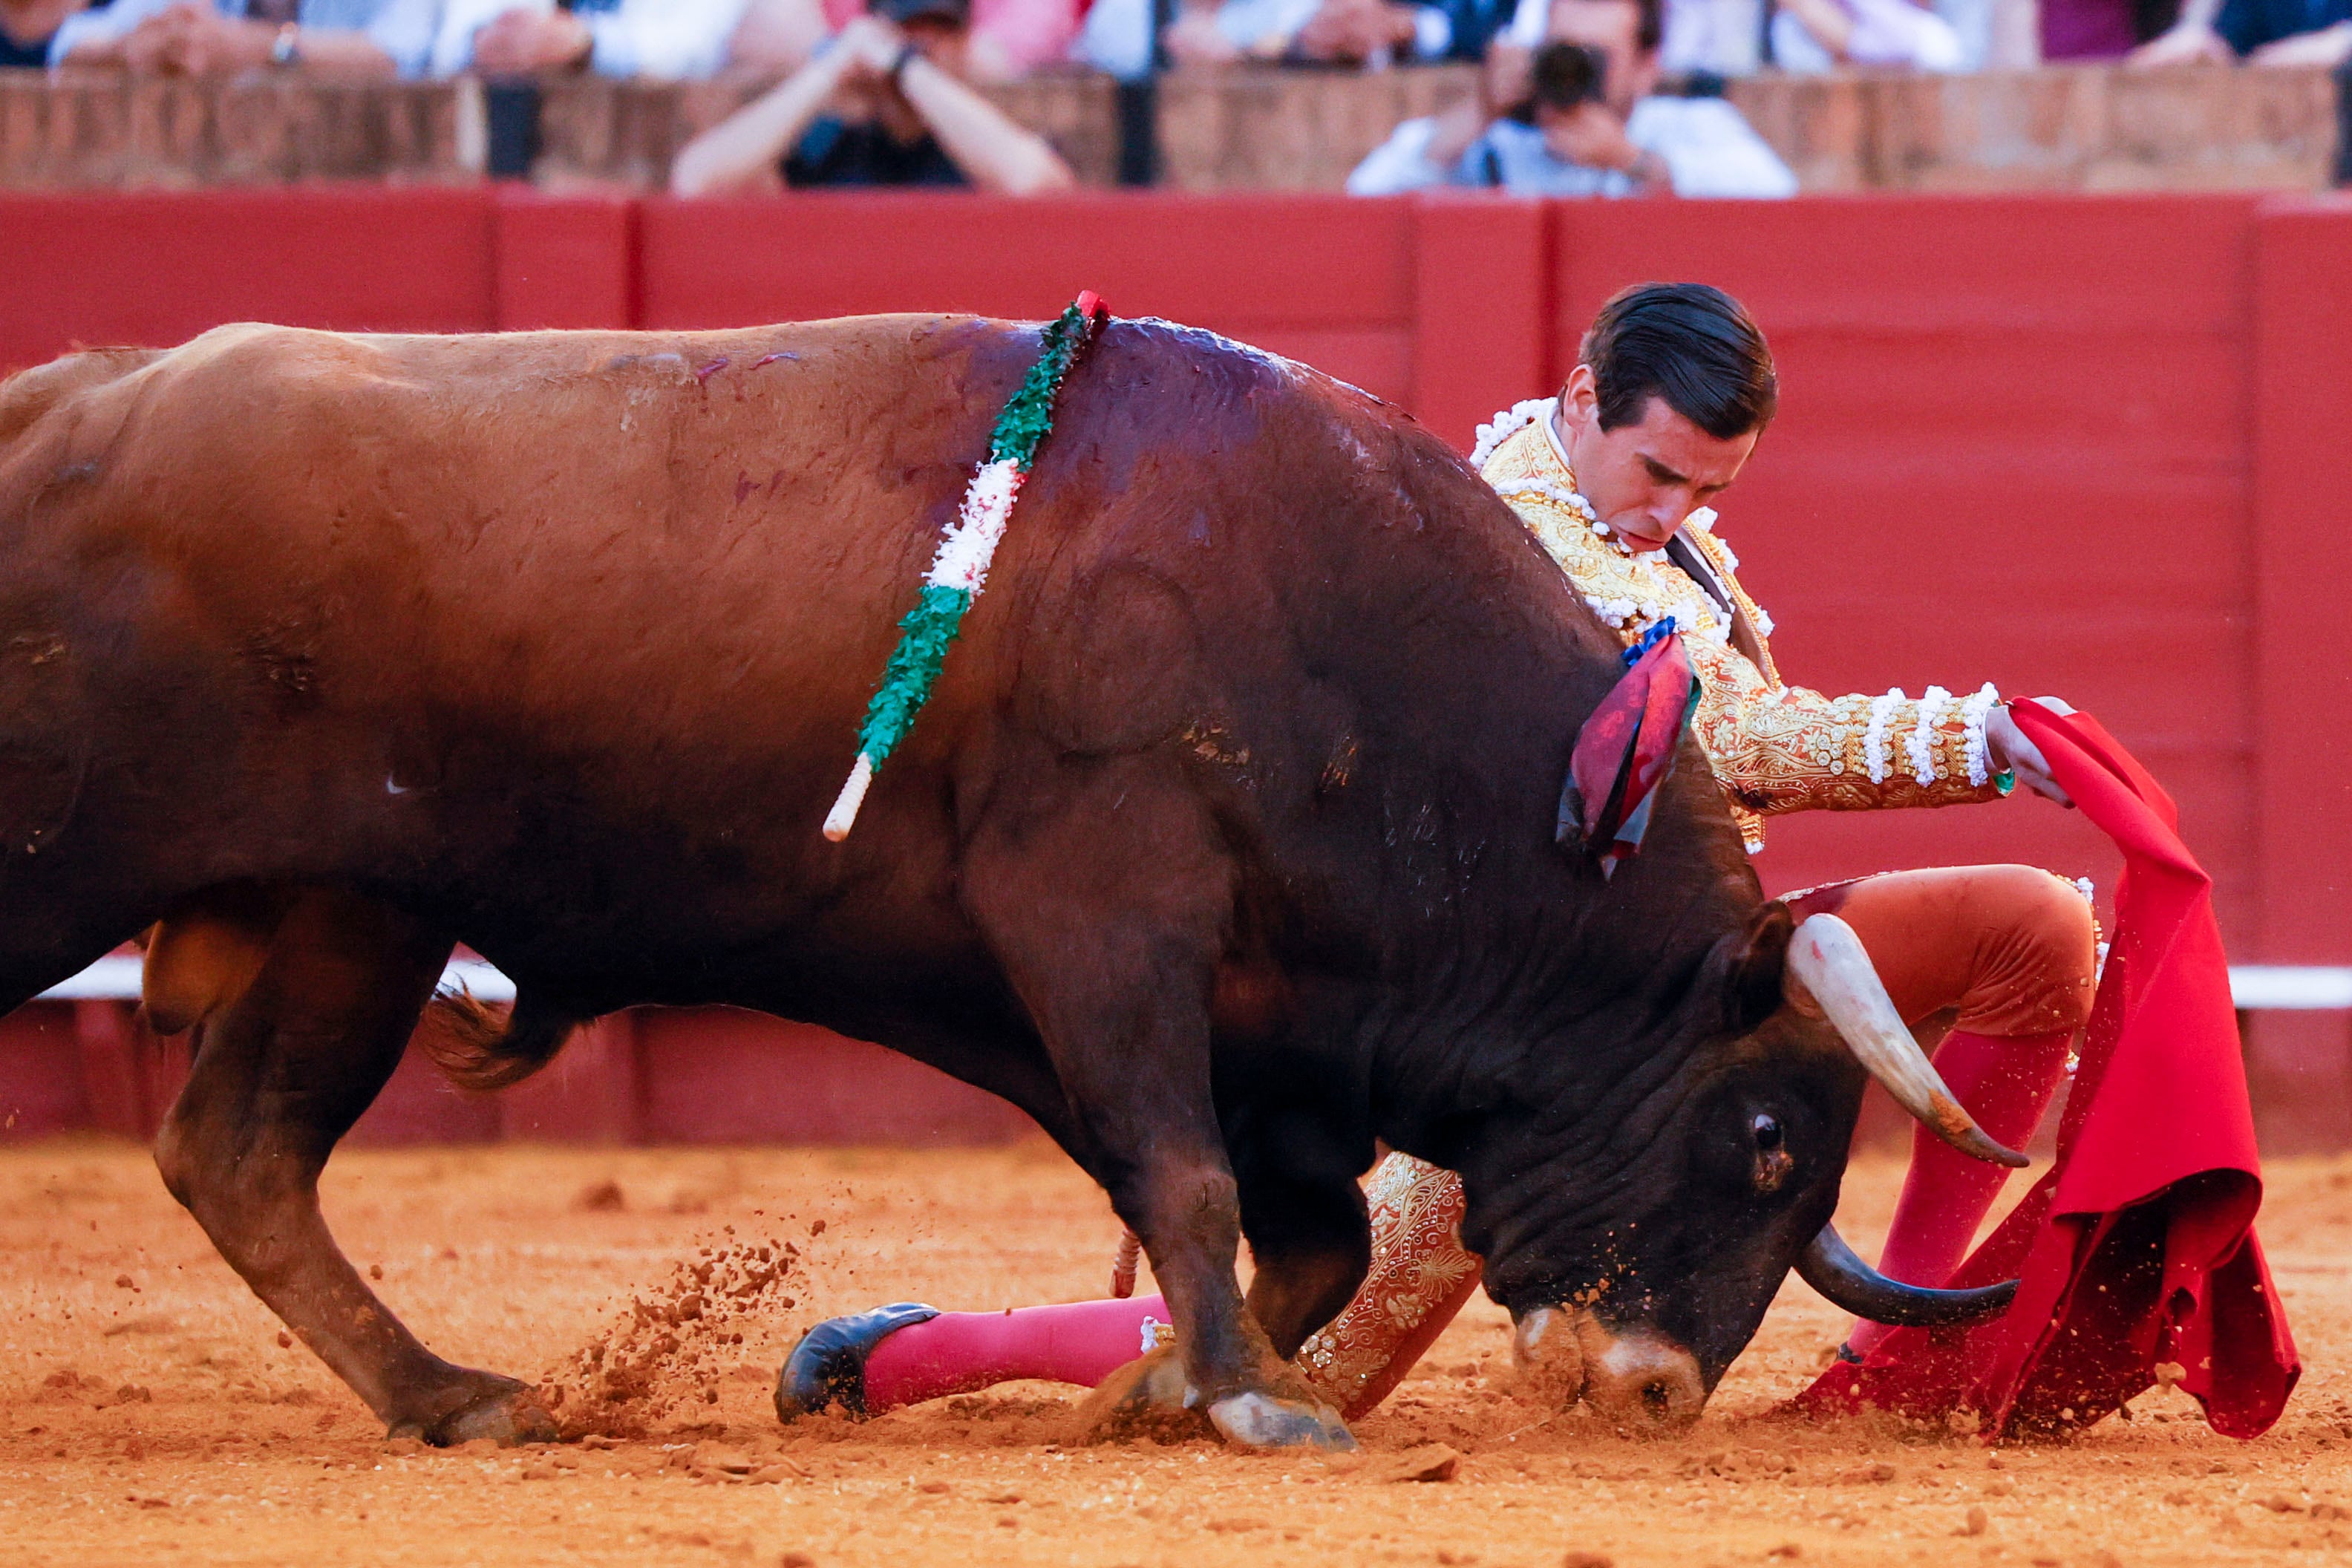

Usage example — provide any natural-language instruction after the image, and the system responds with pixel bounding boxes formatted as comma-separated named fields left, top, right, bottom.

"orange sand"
left=2, top=1137, right=2348, bottom=1567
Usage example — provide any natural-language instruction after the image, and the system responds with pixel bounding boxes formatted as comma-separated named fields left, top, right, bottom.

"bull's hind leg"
left=963, top=767, right=1352, bottom=1451
left=153, top=887, right=557, bottom=1446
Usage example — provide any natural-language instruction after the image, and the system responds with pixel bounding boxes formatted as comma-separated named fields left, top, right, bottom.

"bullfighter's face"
left=1552, top=368, right=1757, bottom=554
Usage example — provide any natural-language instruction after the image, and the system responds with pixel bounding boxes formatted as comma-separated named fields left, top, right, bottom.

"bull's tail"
left=418, top=986, right=583, bottom=1091
left=137, top=894, right=582, bottom=1091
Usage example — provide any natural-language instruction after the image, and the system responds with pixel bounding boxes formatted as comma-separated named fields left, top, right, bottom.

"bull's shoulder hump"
left=142, top=322, right=416, bottom=400
left=1102, top=316, right=1307, bottom=389
left=1084, top=317, right=1410, bottom=464
left=0, top=346, right=169, bottom=448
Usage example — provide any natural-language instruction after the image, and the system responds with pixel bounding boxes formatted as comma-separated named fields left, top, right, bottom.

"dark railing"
left=2337, top=54, right=2351, bottom=186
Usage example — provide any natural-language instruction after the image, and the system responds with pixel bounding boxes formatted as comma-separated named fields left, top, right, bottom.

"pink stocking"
left=1846, top=1029, right=2070, bottom=1357
left=859, top=1296, right=1170, bottom=1413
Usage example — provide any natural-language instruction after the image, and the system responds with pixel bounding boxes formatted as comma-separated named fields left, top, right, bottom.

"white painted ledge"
left=2227, top=967, right=2352, bottom=1011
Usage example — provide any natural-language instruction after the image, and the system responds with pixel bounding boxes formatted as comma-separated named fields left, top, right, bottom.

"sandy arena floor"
left=1, top=1137, right=2348, bottom=1568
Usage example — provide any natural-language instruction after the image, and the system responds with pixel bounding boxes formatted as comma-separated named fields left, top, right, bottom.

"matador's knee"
left=1961, top=866, right=2099, bottom=1038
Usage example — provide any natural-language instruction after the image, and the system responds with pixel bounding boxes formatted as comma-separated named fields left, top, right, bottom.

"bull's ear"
left=1725, top=900, right=1794, bottom=1033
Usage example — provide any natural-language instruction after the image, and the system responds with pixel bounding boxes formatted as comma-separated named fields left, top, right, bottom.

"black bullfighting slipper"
left=774, top=1301, right=939, bottom=1422
left=1833, top=1342, right=1866, bottom=1365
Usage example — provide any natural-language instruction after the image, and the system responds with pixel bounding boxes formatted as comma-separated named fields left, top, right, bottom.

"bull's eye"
left=1751, top=1112, right=1792, bottom=1193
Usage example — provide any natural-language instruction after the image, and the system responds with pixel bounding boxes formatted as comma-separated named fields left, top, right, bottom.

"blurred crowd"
left=3, top=0, right=2345, bottom=193
left=10, top=0, right=2344, bottom=79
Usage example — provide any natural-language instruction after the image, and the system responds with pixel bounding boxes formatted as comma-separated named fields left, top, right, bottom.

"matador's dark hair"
left=1578, top=281, right=1777, bottom=440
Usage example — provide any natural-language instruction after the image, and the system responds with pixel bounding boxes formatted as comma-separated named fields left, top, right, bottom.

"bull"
left=0, top=314, right=2016, bottom=1450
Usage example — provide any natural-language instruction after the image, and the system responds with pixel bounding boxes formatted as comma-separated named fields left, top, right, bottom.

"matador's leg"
left=777, top=1153, right=1484, bottom=1422
left=777, top=1297, right=1172, bottom=1420
left=1294, top=1153, right=1483, bottom=1420
left=1791, top=865, right=2096, bottom=1359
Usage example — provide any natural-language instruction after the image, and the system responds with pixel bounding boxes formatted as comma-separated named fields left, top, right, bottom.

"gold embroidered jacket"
left=1480, top=407, right=2005, bottom=853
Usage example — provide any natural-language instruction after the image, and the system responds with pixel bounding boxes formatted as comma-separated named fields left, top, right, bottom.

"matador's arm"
left=1678, top=594, right=2008, bottom=822
left=1536, top=507, right=2010, bottom=829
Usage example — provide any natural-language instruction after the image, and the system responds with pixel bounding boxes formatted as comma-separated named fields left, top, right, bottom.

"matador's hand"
left=1986, top=698, right=2077, bottom=808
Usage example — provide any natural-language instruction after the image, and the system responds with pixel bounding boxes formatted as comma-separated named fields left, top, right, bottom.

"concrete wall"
left=1, top=62, right=2340, bottom=194
left=1732, top=65, right=2343, bottom=192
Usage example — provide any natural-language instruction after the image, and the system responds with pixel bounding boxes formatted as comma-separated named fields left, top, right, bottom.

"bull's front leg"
left=1229, top=1102, right=1376, bottom=1361
left=154, top=888, right=558, bottom=1446
left=1078, top=1117, right=1354, bottom=1449
left=962, top=772, right=1353, bottom=1451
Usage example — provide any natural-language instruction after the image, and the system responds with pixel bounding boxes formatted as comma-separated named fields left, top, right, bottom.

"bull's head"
left=1462, top=905, right=2025, bottom=1434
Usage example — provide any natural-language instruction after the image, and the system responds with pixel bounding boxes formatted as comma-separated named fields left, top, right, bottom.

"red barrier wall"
left=635, top=195, right=1422, bottom=409
left=2247, top=196, right=2352, bottom=1148
left=4, top=186, right=2348, bottom=1146
left=0, top=189, right=499, bottom=363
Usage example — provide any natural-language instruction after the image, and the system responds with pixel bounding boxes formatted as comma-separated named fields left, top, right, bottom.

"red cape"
left=1794, top=706, right=2299, bottom=1440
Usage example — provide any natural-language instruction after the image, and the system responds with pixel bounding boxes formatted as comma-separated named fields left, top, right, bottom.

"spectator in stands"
left=725, top=0, right=830, bottom=74
left=50, top=0, right=434, bottom=74
left=4, top=0, right=98, bottom=68
left=738, top=0, right=1081, bottom=79
left=670, top=0, right=1075, bottom=193
left=1450, top=40, right=1669, bottom=193
left=1415, top=0, right=1518, bottom=56
left=1768, top=0, right=1970, bottom=71
left=1348, top=0, right=1794, bottom=197
left=1137, top=0, right=1497, bottom=68
left=431, top=0, right=748, bottom=79
left=1656, top=0, right=1760, bottom=76
left=2132, top=0, right=2350, bottom=64
left=2025, top=0, right=2125, bottom=57
left=1547, top=0, right=1792, bottom=189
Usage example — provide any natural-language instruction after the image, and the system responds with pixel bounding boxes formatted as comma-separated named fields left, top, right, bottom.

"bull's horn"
left=1797, top=1224, right=2019, bottom=1327
left=1787, top=913, right=2030, bottom=1169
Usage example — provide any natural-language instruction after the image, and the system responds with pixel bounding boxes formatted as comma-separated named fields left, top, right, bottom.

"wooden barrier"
left=1727, top=65, right=2342, bottom=193
left=1154, top=64, right=1478, bottom=192
left=3, top=63, right=2341, bottom=195
left=1, top=186, right=2348, bottom=1148
left=0, top=69, right=472, bottom=187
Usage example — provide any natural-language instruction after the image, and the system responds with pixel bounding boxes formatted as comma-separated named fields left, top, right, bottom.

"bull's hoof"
left=396, top=1379, right=560, bottom=1448
left=1206, top=1390, right=1356, bottom=1451
left=1070, top=1349, right=1356, bottom=1451
left=1068, top=1347, right=1210, bottom=1445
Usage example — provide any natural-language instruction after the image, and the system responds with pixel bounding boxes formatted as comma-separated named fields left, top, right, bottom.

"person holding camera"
left=1451, top=38, right=1665, bottom=195
left=1347, top=0, right=1793, bottom=197
left=670, top=0, right=1075, bottom=195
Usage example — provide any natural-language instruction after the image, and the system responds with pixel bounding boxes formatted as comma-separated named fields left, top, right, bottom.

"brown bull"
left=0, top=315, right=2013, bottom=1450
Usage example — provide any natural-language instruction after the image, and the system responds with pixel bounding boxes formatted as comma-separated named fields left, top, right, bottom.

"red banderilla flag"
left=1557, top=621, right=1702, bottom=878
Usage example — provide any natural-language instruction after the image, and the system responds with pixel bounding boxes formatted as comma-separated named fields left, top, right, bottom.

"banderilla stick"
left=1110, top=1229, right=1143, bottom=1298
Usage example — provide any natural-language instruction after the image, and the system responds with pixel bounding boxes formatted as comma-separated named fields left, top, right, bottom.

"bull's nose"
left=1581, top=1330, right=1705, bottom=1432
left=1512, top=1307, right=1707, bottom=1434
